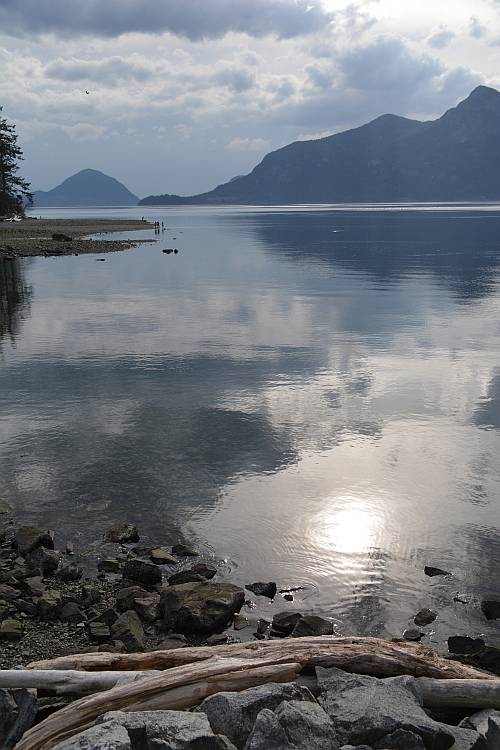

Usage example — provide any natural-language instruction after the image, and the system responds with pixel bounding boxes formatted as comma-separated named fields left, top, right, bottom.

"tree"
left=0, top=107, right=32, bottom=215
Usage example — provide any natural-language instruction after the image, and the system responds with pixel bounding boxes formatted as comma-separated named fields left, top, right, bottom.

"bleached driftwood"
left=418, top=677, right=500, bottom=710
left=14, top=657, right=302, bottom=750
left=0, top=669, right=160, bottom=696
left=28, top=636, right=494, bottom=681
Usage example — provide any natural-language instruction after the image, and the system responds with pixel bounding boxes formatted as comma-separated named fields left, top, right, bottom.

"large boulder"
left=317, top=667, right=456, bottom=749
left=291, top=615, right=334, bottom=637
left=97, top=710, right=236, bottom=749
left=273, top=699, right=339, bottom=749
left=243, top=709, right=291, bottom=750
left=111, top=610, right=144, bottom=652
left=123, top=558, right=162, bottom=586
left=14, top=526, right=54, bottom=555
left=0, top=688, right=37, bottom=750
left=25, top=547, right=62, bottom=576
left=52, top=720, right=131, bottom=749
left=197, top=682, right=306, bottom=748
left=160, top=582, right=245, bottom=634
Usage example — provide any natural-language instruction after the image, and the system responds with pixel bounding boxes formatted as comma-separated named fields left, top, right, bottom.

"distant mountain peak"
left=465, top=84, right=500, bottom=103
left=33, top=169, right=139, bottom=207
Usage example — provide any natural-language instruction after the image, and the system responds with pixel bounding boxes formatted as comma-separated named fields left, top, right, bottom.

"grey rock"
left=414, top=608, right=437, bottom=627
left=487, top=713, right=500, bottom=749
left=104, top=523, right=140, bottom=544
left=374, top=728, right=425, bottom=748
left=460, top=709, right=500, bottom=736
left=0, top=619, right=24, bottom=641
left=80, top=584, right=101, bottom=607
left=0, top=688, right=38, bottom=750
left=317, top=667, right=455, bottom=749
left=274, top=699, right=340, bottom=749
left=449, top=636, right=485, bottom=654
left=445, top=726, right=488, bottom=749
left=256, top=618, right=271, bottom=635
left=243, top=709, right=292, bottom=750
left=15, top=599, right=37, bottom=617
left=271, top=611, right=303, bottom=636
left=88, top=622, right=111, bottom=643
left=150, top=548, right=178, bottom=565
left=403, top=628, right=424, bottom=641
left=134, top=594, right=160, bottom=623
left=57, top=562, right=83, bottom=582
left=88, top=607, right=118, bottom=626
left=111, top=610, right=144, bottom=651
left=171, top=544, right=198, bottom=557
left=167, top=571, right=206, bottom=587
left=52, top=720, right=131, bottom=749
left=424, top=566, right=450, bottom=577
left=0, top=584, right=20, bottom=602
left=37, top=590, right=63, bottom=620
left=160, top=582, right=245, bottom=634
left=116, top=586, right=150, bottom=611
left=245, top=582, right=277, bottom=599
left=291, top=615, right=334, bottom=637
left=123, top=558, right=162, bottom=586
left=98, top=559, right=122, bottom=574
left=25, top=547, right=62, bottom=576
left=14, top=526, right=54, bottom=555
left=197, top=682, right=306, bottom=748
left=481, top=600, right=500, bottom=620
left=23, top=576, right=45, bottom=597
left=98, top=709, right=236, bottom=749
left=61, top=602, right=86, bottom=624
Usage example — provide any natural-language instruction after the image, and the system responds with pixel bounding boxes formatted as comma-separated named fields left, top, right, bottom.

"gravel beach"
left=0, top=218, right=154, bottom=258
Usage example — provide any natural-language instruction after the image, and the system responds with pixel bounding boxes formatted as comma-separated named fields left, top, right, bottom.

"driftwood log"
left=14, top=637, right=499, bottom=750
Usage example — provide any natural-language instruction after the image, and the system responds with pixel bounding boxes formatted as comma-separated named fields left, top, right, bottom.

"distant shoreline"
left=0, top=218, right=153, bottom=259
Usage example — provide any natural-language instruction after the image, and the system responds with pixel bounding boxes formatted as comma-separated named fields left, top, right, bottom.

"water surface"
left=2, top=205, right=500, bottom=648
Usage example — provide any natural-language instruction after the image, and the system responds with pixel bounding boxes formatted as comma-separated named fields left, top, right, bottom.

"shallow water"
left=2, top=204, right=500, bottom=648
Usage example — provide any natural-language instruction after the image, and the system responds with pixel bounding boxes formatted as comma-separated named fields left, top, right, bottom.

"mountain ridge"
left=33, top=169, right=139, bottom=207
left=139, top=85, right=500, bottom=205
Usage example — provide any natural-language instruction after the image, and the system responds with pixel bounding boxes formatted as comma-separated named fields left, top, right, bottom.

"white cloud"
left=61, top=123, right=106, bottom=141
left=226, top=137, right=270, bottom=152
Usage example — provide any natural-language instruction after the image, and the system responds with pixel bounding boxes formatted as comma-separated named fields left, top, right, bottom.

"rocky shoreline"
left=0, top=218, right=153, bottom=258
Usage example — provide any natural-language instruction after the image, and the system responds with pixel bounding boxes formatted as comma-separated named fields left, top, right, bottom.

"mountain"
left=33, top=169, right=138, bottom=207
left=140, top=86, right=500, bottom=205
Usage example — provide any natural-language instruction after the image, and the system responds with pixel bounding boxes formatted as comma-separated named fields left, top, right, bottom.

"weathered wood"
left=14, top=657, right=302, bottom=750
left=0, top=670, right=160, bottom=696
left=28, top=636, right=494, bottom=681
left=419, top=677, right=500, bottom=710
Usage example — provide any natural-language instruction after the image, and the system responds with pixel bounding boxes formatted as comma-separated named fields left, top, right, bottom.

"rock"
left=0, top=499, right=13, bottom=514
left=256, top=618, right=271, bottom=635
left=22, top=576, right=45, bottom=598
left=445, top=725, right=489, bottom=749
left=150, top=547, right=178, bottom=565
left=61, top=602, right=86, bottom=624
left=88, top=608, right=118, bottom=626
left=245, top=582, right=277, bottom=599
left=111, top=610, right=144, bottom=651
left=14, top=526, right=54, bottom=555
left=424, top=566, right=450, bottom=577
left=0, top=584, right=20, bottom=602
left=98, top=559, right=122, bottom=574
left=317, top=667, right=455, bottom=749
left=167, top=571, right=206, bottom=586
left=156, top=637, right=187, bottom=650
left=88, top=622, right=111, bottom=643
left=52, top=720, right=132, bottom=749
left=0, top=688, right=37, bottom=750
left=272, top=612, right=303, bottom=636
left=273, top=699, right=340, bottom=749
left=104, top=523, right=139, bottom=544
left=448, top=636, right=485, bottom=654
left=244, top=709, right=292, bottom=749
left=206, top=634, right=230, bottom=646
left=57, top=562, right=83, bottom=582
left=403, top=628, right=424, bottom=641
left=171, top=543, right=198, bottom=557
left=97, top=710, right=236, bottom=749
left=52, top=233, right=72, bottom=241
left=198, top=683, right=306, bottom=748
left=37, top=590, right=63, bottom=620
left=15, top=599, right=37, bottom=617
left=123, top=558, right=162, bottom=586
left=0, top=619, right=24, bottom=641
left=413, top=608, right=437, bottom=626
left=80, top=584, right=101, bottom=607
left=487, top=713, right=500, bottom=749
left=481, top=600, right=500, bottom=620
left=133, top=594, right=160, bottom=623
left=460, top=708, right=500, bottom=736
left=191, top=563, right=217, bottom=579
left=160, top=582, right=245, bottom=634
left=25, top=547, right=62, bottom=576
left=373, top=728, right=426, bottom=748
left=233, top=614, right=250, bottom=631
left=116, top=585, right=150, bottom=611
left=291, top=615, right=334, bottom=637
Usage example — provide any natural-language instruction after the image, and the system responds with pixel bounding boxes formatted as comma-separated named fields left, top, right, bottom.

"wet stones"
left=246, top=582, right=277, bottom=599
left=80, top=583, right=101, bottom=607
left=448, top=635, right=485, bottom=654
left=168, top=564, right=217, bottom=586
left=97, top=559, right=122, bottom=574
left=481, top=600, right=500, bottom=620
left=37, top=590, right=63, bottom=621
left=116, top=586, right=150, bottom=612
left=160, top=582, right=245, bottom=634
left=403, top=628, right=424, bottom=642
left=56, top=562, right=83, bottom=582
left=171, top=543, right=198, bottom=557
left=424, top=566, right=450, bottom=577
left=60, top=602, right=86, bottom=624
left=14, top=526, right=54, bottom=555
left=25, top=547, right=62, bottom=577
left=150, top=547, right=177, bottom=565
left=88, top=622, right=111, bottom=644
left=111, top=610, right=144, bottom=652
left=133, top=594, right=160, bottom=623
left=123, top=558, right=162, bottom=586
left=272, top=612, right=303, bottom=637
left=291, top=615, right=334, bottom=638
left=413, top=608, right=437, bottom=627
left=104, top=523, right=139, bottom=545
left=0, top=618, right=24, bottom=641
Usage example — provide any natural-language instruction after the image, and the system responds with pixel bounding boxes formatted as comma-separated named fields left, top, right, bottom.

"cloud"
left=306, top=64, right=334, bottom=89
left=61, top=123, right=105, bottom=141
left=469, top=16, right=487, bottom=38
left=44, top=56, right=157, bottom=84
left=0, top=0, right=333, bottom=40
left=427, top=29, right=456, bottom=49
left=226, top=137, right=270, bottom=152
left=214, top=67, right=256, bottom=93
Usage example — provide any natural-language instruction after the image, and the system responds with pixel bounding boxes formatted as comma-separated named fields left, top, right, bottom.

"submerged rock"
left=481, top=600, right=500, bottom=620
left=403, top=628, right=424, bottom=642
left=160, top=581, right=245, bottom=634
left=246, top=582, right=277, bottom=599
left=424, top=566, right=450, bottom=577
left=171, top=543, right=198, bottom=557
left=104, top=523, right=139, bottom=544
left=150, top=547, right=178, bottom=565
left=413, top=608, right=437, bottom=626
left=271, top=612, right=303, bottom=636
left=291, top=615, right=334, bottom=637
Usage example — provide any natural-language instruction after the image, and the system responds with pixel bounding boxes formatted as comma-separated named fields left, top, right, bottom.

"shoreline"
left=0, top=218, right=154, bottom=259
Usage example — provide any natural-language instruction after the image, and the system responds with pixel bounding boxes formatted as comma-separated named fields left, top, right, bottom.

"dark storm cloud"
left=214, top=67, right=256, bottom=93
left=0, top=0, right=333, bottom=40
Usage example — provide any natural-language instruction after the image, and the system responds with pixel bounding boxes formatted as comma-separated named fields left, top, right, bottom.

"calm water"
left=2, top=204, right=500, bottom=648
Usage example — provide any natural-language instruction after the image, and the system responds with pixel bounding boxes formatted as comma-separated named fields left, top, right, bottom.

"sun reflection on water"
left=313, top=495, right=386, bottom=555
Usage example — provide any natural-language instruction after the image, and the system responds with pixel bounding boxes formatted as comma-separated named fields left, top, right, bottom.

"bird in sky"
left=85, top=90, right=90, bottom=95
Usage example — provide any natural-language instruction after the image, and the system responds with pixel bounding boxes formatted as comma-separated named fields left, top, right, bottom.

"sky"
left=0, top=0, right=499, bottom=198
